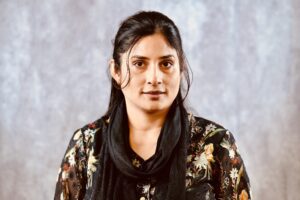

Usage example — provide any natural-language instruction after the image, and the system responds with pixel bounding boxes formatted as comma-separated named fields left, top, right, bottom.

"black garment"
left=54, top=104, right=251, bottom=199
left=91, top=100, right=188, bottom=199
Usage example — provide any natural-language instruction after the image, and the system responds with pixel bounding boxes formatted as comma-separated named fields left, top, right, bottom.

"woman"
left=54, top=11, right=251, bottom=200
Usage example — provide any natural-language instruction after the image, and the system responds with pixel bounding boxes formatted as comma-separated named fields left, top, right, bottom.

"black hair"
left=105, top=11, right=192, bottom=116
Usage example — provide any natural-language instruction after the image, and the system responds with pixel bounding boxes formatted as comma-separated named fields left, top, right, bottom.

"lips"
left=142, top=91, right=166, bottom=94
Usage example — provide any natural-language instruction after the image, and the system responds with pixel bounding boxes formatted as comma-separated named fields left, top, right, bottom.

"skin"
left=110, top=33, right=181, bottom=160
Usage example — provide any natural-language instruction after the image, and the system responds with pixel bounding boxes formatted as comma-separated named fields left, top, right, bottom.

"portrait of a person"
left=54, top=11, right=251, bottom=200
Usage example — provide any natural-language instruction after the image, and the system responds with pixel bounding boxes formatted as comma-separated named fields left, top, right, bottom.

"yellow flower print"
left=204, top=143, right=214, bottom=162
left=132, top=158, right=141, bottom=168
left=186, top=178, right=192, bottom=188
left=73, top=129, right=83, bottom=141
left=239, top=189, right=249, bottom=200
left=187, top=155, right=193, bottom=162
left=87, top=148, right=98, bottom=188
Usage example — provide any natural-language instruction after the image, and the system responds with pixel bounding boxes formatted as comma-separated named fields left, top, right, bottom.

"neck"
left=125, top=102, right=170, bottom=160
left=126, top=105, right=169, bottom=133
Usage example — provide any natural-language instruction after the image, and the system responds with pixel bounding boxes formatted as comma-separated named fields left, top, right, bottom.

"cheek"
left=172, top=72, right=181, bottom=87
left=121, top=76, right=142, bottom=95
left=168, top=74, right=181, bottom=93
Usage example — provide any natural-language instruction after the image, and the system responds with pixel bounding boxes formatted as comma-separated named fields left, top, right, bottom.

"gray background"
left=1, top=0, right=299, bottom=199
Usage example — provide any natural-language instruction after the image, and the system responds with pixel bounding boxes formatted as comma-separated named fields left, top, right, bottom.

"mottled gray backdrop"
left=1, top=0, right=299, bottom=199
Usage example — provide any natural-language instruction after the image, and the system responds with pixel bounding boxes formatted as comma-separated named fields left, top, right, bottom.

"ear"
left=109, top=59, right=121, bottom=84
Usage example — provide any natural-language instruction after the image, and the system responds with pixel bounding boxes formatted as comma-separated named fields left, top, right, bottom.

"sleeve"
left=213, top=130, right=252, bottom=200
left=54, top=128, right=88, bottom=200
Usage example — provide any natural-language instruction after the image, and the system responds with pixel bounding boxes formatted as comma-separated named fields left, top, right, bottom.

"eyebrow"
left=130, top=55, right=175, bottom=60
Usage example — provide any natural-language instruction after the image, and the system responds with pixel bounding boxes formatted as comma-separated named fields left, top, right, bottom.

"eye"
left=161, top=61, right=173, bottom=69
left=132, top=60, right=145, bottom=68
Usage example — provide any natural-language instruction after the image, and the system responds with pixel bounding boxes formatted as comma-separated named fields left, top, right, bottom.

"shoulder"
left=79, top=115, right=108, bottom=133
left=186, top=114, right=251, bottom=198
left=64, top=115, right=109, bottom=175
left=187, top=113, right=229, bottom=144
left=72, top=116, right=108, bottom=143
left=55, top=116, right=109, bottom=199
left=65, top=115, right=109, bottom=160
left=185, top=113, right=237, bottom=188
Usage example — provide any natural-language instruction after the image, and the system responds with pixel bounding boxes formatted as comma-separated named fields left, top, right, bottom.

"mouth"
left=142, top=91, right=166, bottom=95
left=142, top=91, right=166, bottom=100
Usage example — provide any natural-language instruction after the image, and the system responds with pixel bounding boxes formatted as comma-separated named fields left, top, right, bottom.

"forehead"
left=128, top=33, right=178, bottom=59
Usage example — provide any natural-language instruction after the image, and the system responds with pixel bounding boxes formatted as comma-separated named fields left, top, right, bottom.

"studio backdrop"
left=0, top=0, right=299, bottom=199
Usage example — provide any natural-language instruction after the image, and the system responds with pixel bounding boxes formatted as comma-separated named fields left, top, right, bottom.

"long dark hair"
left=105, top=11, right=192, bottom=116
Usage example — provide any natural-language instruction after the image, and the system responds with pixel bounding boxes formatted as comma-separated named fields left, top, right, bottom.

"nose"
left=146, top=64, right=162, bottom=85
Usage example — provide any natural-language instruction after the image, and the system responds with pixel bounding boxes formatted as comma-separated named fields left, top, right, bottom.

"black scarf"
left=90, top=100, right=189, bottom=200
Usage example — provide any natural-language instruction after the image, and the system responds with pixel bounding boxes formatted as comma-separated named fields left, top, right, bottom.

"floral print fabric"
left=54, top=114, right=251, bottom=200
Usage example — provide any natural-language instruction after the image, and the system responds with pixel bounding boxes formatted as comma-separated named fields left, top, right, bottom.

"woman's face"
left=114, top=33, right=181, bottom=114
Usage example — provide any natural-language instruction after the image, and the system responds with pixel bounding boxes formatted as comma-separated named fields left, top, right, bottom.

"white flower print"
left=204, top=124, right=216, bottom=136
left=60, top=192, right=64, bottom=200
left=229, top=149, right=235, bottom=159
left=206, top=124, right=216, bottom=132
left=230, top=168, right=238, bottom=181
left=84, top=129, right=95, bottom=137
left=191, top=143, right=215, bottom=180
left=142, top=184, right=151, bottom=193
left=62, top=170, right=69, bottom=180
left=193, top=153, right=208, bottom=171
left=65, top=148, right=77, bottom=167
left=68, top=154, right=76, bottom=166
left=83, top=128, right=99, bottom=143
left=194, top=144, right=214, bottom=169
left=225, top=130, right=230, bottom=136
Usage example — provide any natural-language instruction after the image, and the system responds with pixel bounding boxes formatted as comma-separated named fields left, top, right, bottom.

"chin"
left=141, top=103, right=171, bottom=114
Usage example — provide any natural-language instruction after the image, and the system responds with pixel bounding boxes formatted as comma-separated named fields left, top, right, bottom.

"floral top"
left=54, top=114, right=251, bottom=200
